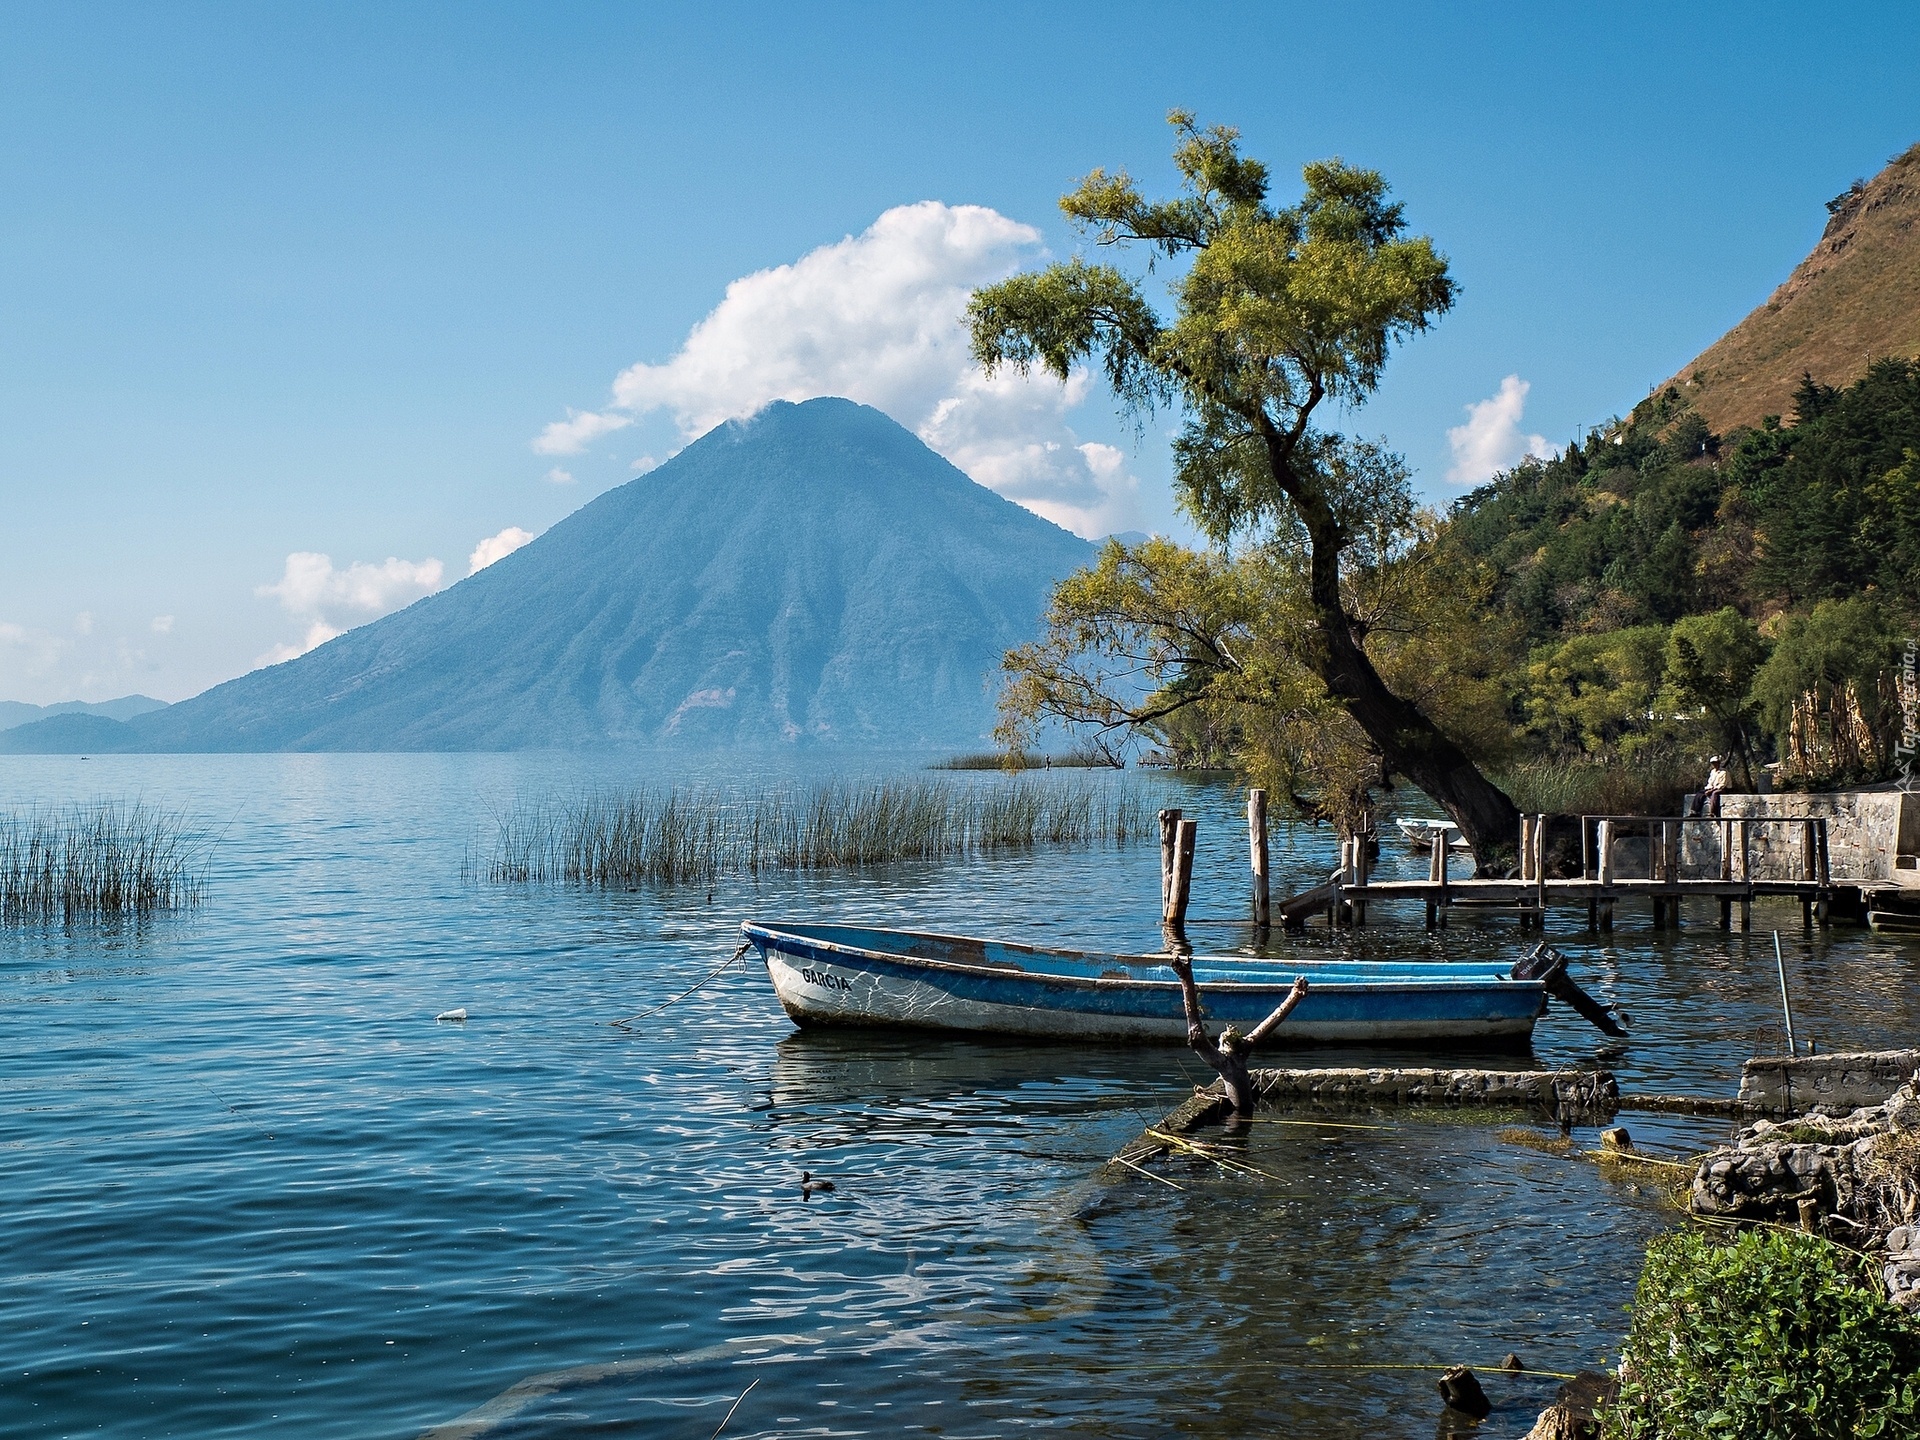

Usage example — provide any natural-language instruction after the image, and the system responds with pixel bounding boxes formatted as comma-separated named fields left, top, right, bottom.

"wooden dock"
left=1276, top=811, right=1847, bottom=933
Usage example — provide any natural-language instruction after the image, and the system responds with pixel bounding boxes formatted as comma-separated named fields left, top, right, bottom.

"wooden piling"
left=1158, top=808, right=1181, bottom=915
left=1353, top=822, right=1369, bottom=926
left=1247, top=790, right=1269, bottom=929
left=1165, top=818, right=1197, bottom=926
left=1596, top=820, right=1614, bottom=885
left=1534, top=813, right=1548, bottom=920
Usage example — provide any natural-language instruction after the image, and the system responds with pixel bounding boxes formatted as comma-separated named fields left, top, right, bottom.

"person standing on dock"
left=1168, top=955, right=1309, bottom=1123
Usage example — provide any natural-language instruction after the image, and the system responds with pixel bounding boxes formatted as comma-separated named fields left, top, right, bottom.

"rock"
left=1437, top=1365, right=1491, bottom=1419
left=1523, top=1370, right=1616, bottom=1440
left=1600, top=1126, right=1633, bottom=1150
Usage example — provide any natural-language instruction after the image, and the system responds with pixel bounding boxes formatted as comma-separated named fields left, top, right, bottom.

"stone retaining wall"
left=1250, top=1066, right=1617, bottom=1116
left=1738, top=1050, right=1920, bottom=1114
left=1704, top=791, right=1918, bottom=883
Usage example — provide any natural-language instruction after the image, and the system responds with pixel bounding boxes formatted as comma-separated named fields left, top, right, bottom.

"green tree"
left=969, top=112, right=1523, bottom=861
left=1523, top=626, right=1670, bottom=759
left=1662, top=608, right=1768, bottom=788
left=1750, top=597, right=1903, bottom=786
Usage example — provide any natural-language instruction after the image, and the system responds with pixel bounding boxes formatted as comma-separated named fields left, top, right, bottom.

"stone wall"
left=1250, top=1066, right=1618, bottom=1117
left=1717, top=790, right=1916, bottom=882
left=1738, top=1050, right=1920, bottom=1114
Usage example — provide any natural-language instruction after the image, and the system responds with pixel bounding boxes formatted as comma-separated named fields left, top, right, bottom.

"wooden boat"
left=742, top=922, right=1565, bottom=1045
left=1395, top=817, right=1471, bottom=852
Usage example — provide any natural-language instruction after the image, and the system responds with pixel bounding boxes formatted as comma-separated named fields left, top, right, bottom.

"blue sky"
left=2, top=2, right=1916, bottom=705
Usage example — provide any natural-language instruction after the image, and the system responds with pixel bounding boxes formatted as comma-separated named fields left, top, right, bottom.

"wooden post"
left=1436, top=830, right=1450, bottom=927
left=1581, top=817, right=1592, bottom=880
left=1816, top=818, right=1831, bottom=886
left=1535, top=813, right=1548, bottom=920
left=1426, top=832, right=1443, bottom=930
left=1802, top=818, right=1816, bottom=882
left=1738, top=817, right=1752, bottom=931
left=1719, top=819, right=1733, bottom=881
left=1354, top=820, right=1370, bottom=926
left=1519, top=815, right=1534, bottom=883
left=1596, top=820, right=1614, bottom=884
left=1158, top=808, right=1181, bottom=915
left=1247, top=790, right=1269, bottom=929
left=1165, top=817, right=1197, bottom=927
left=1649, top=820, right=1661, bottom=883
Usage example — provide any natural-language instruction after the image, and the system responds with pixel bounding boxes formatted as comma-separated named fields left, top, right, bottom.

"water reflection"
left=1, top=753, right=1917, bottom=1439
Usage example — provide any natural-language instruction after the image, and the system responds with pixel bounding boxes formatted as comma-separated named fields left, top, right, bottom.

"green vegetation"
left=972, top=111, right=1525, bottom=860
left=0, top=802, right=208, bottom=924
left=993, top=263, right=1920, bottom=826
left=470, top=777, right=1153, bottom=887
left=929, top=749, right=1119, bottom=770
left=1447, top=359, right=1920, bottom=792
left=1607, top=1227, right=1920, bottom=1439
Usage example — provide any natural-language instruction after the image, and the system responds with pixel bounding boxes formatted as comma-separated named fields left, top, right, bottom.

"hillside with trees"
left=987, top=118, right=1920, bottom=854
left=1444, top=357, right=1920, bottom=796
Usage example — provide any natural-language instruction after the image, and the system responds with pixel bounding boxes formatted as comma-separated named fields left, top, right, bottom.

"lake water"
left=5, top=753, right=1919, bottom=1439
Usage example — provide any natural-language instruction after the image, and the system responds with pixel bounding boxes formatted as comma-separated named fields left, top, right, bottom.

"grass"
left=470, top=776, right=1154, bottom=888
left=930, top=749, right=1121, bottom=771
left=0, top=801, right=208, bottom=924
left=1495, top=757, right=1696, bottom=817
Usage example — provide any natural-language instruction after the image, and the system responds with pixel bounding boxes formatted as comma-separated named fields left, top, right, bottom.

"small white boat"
left=1395, top=817, right=1471, bottom=852
left=742, top=922, right=1565, bottom=1046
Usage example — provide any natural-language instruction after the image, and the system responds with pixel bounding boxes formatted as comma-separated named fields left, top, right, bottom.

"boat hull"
left=744, top=923, right=1544, bottom=1045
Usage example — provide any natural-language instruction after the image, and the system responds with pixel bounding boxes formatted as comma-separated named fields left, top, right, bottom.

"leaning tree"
left=968, top=111, right=1521, bottom=864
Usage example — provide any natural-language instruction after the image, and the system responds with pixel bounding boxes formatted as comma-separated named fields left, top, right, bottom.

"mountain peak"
left=1668, top=143, right=1920, bottom=432
left=122, top=398, right=1090, bottom=752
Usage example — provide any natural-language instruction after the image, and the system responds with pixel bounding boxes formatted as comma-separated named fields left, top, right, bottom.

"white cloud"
left=74, top=611, right=94, bottom=635
left=532, top=408, right=632, bottom=456
left=468, top=526, right=535, bottom=575
left=150, top=615, right=174, bottom=634
left=629, top=455, right=658, bottom=474
left=254, top=551, right=444, bottom=665
left=0, top=621, right=27, bottom=645
left=543, top=467, right=575, bottom=486
left=1447, top=375, right=1557, bottom=484
left=537, top=200, right=1145, bottom=538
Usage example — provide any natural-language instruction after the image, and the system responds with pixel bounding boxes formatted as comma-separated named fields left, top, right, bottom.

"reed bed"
left=470, top=776, right=1153, bottom=887
left=0, top=801, right=208, bottom=924
left=1496, top=758, right=1696, bottom=818
left=930, top=749, right=1121, bottom=771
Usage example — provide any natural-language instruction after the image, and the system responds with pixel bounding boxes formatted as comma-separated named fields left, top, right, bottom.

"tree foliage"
left=974, top=112, right=1527, bottom=855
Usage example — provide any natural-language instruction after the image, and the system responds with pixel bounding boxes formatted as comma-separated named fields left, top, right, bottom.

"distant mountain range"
left=1669, top=142, right=1920, bottom=432
left=0, top=695, right=168, bottom=735
left=1, top=399, right=1092, bottom=753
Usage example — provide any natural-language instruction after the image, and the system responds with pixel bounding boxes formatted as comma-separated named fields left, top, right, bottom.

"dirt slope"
left=1668, top=143, right=1920, bottom=432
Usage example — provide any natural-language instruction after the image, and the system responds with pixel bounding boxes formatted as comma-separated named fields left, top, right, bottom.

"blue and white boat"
left=742, top=922, right=1559, bottom=1046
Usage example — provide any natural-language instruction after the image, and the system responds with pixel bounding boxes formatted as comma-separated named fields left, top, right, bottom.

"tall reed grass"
left=929, top=749, right=1121, bottom=771
left=470, top=776, right=1152, bottom=887
left=1496, top=758, right=1696, bottom=817
left=0, top=802, right=208, bottom=924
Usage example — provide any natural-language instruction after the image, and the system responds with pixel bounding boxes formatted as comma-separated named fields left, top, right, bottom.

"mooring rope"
left=609, top=942, right=750, bottom=1029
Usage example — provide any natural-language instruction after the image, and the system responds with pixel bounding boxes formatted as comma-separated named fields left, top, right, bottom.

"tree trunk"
left=1289, top=471, right=1520, bottom=870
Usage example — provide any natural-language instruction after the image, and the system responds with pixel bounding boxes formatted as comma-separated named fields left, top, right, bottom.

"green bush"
left=1608, top=1227, right=1920, bottom=1439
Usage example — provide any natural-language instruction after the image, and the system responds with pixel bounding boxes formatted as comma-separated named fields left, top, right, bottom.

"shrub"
left=1607, top=1227, right=1920, bottom=1439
